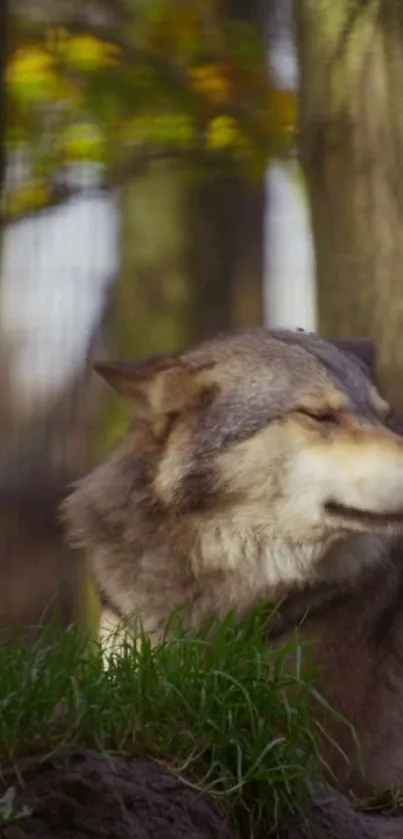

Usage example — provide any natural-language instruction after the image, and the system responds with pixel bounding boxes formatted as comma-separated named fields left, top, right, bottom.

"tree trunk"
left=295, top=0, right=403, bottom=411
left=96, top=161, right=193, bottom=460
left=116, top=161, right=192, bottom=358
left=219, top=0, right=267, bottom=331
left=188, top=166, right=265, bottom=341
left=230, top=180, right=265, bottom=329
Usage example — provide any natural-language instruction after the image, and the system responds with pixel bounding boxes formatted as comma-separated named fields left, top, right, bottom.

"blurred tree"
left=295, top=0, right=403, bottom=411
left=6, top=1, right=296, bottom=220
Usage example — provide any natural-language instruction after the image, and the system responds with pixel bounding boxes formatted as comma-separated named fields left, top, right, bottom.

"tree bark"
left=187, top=166, right=265, bottom=341
left=295, top=0, right=403, bottom=411
left=209, top=0, right=267, bottom=333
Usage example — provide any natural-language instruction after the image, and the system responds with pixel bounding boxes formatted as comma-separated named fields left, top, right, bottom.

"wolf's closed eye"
left=296, top=408, right=338, bottom=424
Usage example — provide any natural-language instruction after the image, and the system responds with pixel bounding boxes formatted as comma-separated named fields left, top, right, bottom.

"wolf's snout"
left=338, top=444, right=403, bottom=515
left=299, top=430, right=403, bottom=521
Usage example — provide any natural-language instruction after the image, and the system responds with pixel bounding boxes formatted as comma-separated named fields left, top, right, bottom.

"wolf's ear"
left=93, top=355, right=215, bottom=422
left=331, top=339, right=376, bottom=383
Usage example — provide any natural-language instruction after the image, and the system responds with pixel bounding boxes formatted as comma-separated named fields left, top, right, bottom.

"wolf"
left=63, top=327, right=403, bottom=793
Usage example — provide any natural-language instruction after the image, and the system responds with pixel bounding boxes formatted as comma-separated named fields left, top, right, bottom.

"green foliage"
left=5, top=1, right=298, bottom=218
left=0, top=609, right=351, bottom=836
left=351, top=785, right=403, bottom=816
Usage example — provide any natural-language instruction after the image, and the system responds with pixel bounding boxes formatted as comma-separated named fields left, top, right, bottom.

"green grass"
left=351, top=786, right=403, bottom=817
left=0, top=609, right=352, bottom=837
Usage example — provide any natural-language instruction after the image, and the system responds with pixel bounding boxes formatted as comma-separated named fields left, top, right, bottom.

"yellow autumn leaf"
left=59, top=123, right=106, bottom=162
left=64, top=35, right=122, bottom=72
left=206, top=115, right=240, bottom=149
left=7, top=44, right=79, bottom=104
left=189, top=64, right=231, bottom=105
left=7, top=46, right=56, bottom=97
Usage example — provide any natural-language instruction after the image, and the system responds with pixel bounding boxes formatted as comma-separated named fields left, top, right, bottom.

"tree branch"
left=2, top=145, right=243, bottom=225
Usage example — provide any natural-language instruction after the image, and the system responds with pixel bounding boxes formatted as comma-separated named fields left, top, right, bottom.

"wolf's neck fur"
left=67, top=483, right=388, bottom=645
left=177, top=517, right=388, bottom=632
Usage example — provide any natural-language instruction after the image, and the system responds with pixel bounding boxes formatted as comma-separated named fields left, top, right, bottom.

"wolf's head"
left=64, top=329, right=403, bottom=607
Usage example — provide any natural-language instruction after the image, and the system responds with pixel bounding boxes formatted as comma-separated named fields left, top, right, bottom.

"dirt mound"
left=281, top=788, right=403, bottom=838
left=1, top=749, right=403, bottom=839
left=0, top=750, right=233, bottom=839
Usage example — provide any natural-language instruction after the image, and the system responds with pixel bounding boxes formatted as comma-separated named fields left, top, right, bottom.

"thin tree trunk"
left=295, top=0, right=403, bottom=411
left=230, top=180, right=265, bottom=329
left=187, top=167, right=264, bottom=340
left=116, top=161, right=192, bottom=358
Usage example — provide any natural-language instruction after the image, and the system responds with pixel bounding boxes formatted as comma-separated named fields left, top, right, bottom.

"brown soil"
left=280, top=788, right=403, bottom=839
left=1, top=749, right=403, bottom=839
left=0, top=750, right=233, bottom=839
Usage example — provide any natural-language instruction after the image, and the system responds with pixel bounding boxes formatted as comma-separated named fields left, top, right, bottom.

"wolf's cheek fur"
left=216, top=421, right=330, bottom=545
